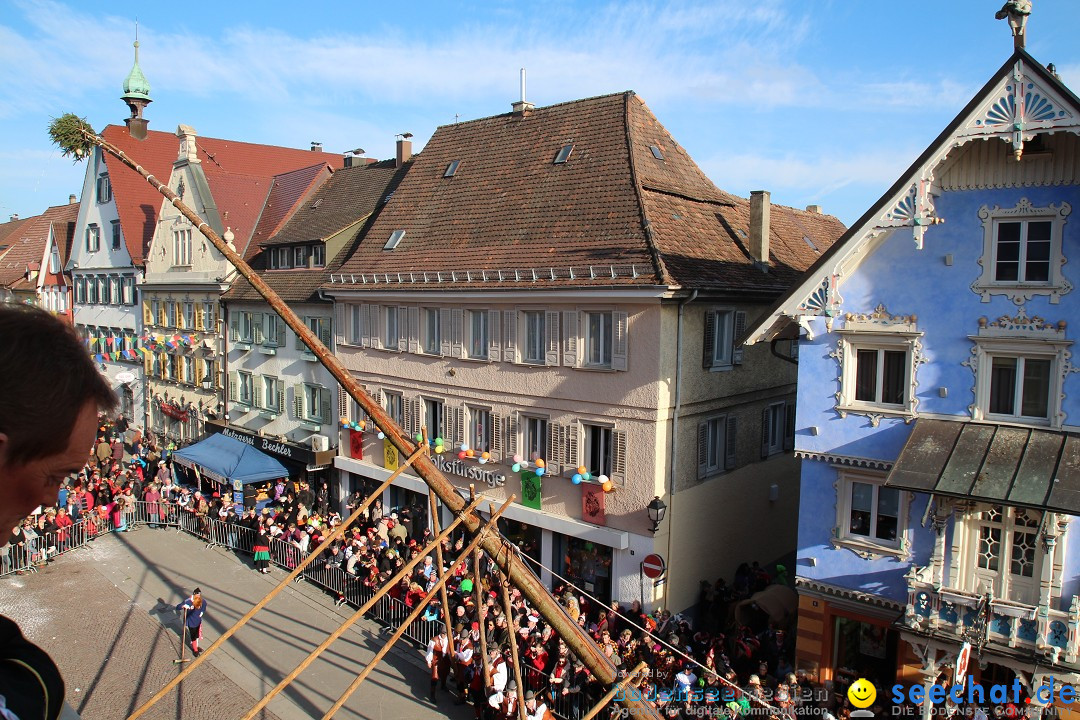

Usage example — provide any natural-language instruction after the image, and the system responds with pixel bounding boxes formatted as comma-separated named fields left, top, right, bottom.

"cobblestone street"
left=0, top=528, right=476, bottom=720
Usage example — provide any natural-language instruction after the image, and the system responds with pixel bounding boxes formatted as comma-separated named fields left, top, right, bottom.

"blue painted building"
left=746, top=45, right=1080, bottom=708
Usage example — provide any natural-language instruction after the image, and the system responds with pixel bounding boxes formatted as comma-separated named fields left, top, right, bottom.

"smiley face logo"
left=848, top=678, right=877, bottom=709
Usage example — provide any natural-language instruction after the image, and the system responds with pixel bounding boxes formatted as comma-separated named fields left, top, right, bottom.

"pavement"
left=0, top=526, right=479, bottom=720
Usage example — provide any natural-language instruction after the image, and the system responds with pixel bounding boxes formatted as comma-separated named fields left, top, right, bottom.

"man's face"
left=0, top=401, right=98, bottom=531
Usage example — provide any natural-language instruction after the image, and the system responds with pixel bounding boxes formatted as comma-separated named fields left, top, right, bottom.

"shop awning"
left=884, top=419, right=1080, bottom=514
left=173, top=433, right=289, bottom=485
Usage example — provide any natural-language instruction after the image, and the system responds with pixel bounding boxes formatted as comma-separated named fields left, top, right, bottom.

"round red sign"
left=641, top=554, right=666, bottom=579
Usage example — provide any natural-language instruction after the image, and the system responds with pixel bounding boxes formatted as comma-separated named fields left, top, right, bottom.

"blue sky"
left=2, top=0, right=1079, bottom=226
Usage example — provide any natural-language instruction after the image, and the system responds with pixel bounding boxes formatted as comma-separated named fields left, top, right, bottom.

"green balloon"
left=415, top=433, right=424, bottom=443
left=582, top=472, right=591, bottom=481
left=435, top=437, right=444, bottom=446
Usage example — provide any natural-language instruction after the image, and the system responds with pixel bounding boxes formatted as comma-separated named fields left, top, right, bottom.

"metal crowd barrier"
left=4, top=499, right=597, bottom=719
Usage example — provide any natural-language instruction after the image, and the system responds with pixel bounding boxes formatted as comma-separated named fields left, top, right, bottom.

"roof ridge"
left=624, top=94, right=673, bottom=286
left=433, top=90, right=636, bottom=131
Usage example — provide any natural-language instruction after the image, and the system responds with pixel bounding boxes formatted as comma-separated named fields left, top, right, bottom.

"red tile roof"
left=332, top=92, right=844, bottom=292
left=0, top=202, right=79, bottom=291
left=101, top=125, right=343, bottom=266
left=244, top=162, right=331, bottom=260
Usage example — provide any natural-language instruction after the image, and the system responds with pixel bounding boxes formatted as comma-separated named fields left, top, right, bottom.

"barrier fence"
left=4, top=499, right=584, bottom=719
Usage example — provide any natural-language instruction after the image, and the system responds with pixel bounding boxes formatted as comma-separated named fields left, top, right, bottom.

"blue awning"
left=172, top=433, right=288, bottom=485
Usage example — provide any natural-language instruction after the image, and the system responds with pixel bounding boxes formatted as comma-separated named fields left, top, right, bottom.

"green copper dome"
left=122, top=40, right=151, bottom=101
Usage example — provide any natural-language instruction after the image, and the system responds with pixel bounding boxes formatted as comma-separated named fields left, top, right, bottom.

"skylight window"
left=444, top=160, right=461, bottom=177
left=311, top=198, right=323, bottom=209
left=384, top=230, right=406, bottom=250
left=803, top=235, right=819, bottom=252
left=553, top=144, right=574, bottom=164
left=649, top=145, right=664, bottom=160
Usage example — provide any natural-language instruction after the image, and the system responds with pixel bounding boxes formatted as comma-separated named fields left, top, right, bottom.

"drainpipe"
left=665, top=289, right=697, bottom=601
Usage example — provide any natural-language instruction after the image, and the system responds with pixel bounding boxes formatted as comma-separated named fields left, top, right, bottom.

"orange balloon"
left=602, top=480, right=614, bottom=492
left=481, top=451, right=491, bottom=460
left=466, top=448, right=475, bottom=458
left=535, top=458, right=546, bottom=468
left=577, top=465, right=587, bottom=475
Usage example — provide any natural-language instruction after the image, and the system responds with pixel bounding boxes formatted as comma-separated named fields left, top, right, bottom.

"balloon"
left=512, top=454, right=523, bottom=464
left=466, top=449, right=475, bottom=458
left=460, top=443, right=469, bottom=452
left=598, top=474, right=609, bottom=485
left=415, top=433, right=424, bottom=443
left=435, top=437, right=444, bottom=447
left=582, top=472, right=591, bottom=482
left=602, top=480, right=613, bottom=492
left=572, top=474, right=583, bottom=485
left=512, top=463, right=521, bottom=473
left=359, top=421, right=366, bottom=430
left=458, top=451, right=467, bottom=460
left=535, top=467, right=545, bottom=477
left=481, top=451, right=490, bottom=460
left=340, top=418, right=349, bottom=427
left=377, top=432, right=385, bottom=440
left=535, top=458, right=546, bottom=468
left=519, top=460, right=530, bottom=469
left=435, top=445, right=445, bottom=454
left=577, top=465, right=587, bottom=475
left=478, top=458, right=487, bottom=464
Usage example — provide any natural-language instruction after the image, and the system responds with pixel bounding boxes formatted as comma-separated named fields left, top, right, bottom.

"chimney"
left=805, top=204, right=822, bottom=214
left=310, top=142, right=323, bottom=152
left=9, top=214, right=18, bottom=222
left=69, top=194, right=78, bottom=205
left=749, top=190, right=771, bottom=267
left=512, top=67, right=535, bottom=116
left=396, top=134, right=412, bottom=168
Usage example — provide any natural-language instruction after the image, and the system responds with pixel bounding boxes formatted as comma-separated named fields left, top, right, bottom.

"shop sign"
left=434, top=455, right=507, bottom=488
left=383, top=438, right=399, bottom=471
left=520, top=470, right=541, bottom=509
left=159, top=399, right=189, bottom=422
left=209, top=423, right=319, bottom=465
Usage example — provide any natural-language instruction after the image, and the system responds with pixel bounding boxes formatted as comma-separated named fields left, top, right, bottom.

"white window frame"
left=832, top=470, right=910, bottom=560
left=582, top=422, right=613, bottom=478
left=384, top=390, right=404, bottom=426
left=468, top=405, right=492, bottom=454
left=121, top=277, right=135, bottom=305
left=384, top=305, right=399, bottom=351
left=165, top=301, right=177, bottom=328
left=96, top=174, right=111, bottom=204
left=973, top=198, right=1071, bottom=304
left=238, top=311, right=254, bottom=344
left=764, top=402, right=785, bottom=457
left=705, top=309, right=735, bottom=369
left=522, top=415, right=548, bottom=463
left=262, top=376, right=281, bottom=413
left=835, top=328, right=924, bottom=425
left=303, top=384, right=327, bottom=423
left=421, top=307, right=441, bottom=355
left=86, top=224, right=100, bottom=253
left=522, top=310, right=545, bottom=365
left=182, top=302, right=195, bottom=330
left=583, top=311, right=613, bottom=368
left=958, top=504, right=1048, bottom=605
left=173, top=229, right=192, bottom=267
left=111, top=220, right=121, bottom=251
left=48, top=243, right=61, bottom=274
left=277, top=247, right=292, bottom=269
left=968, top=336, right=1070, bottom=428
left=237, top=371, right=253, bottom=405
left=425, top=397, right=446, bottom=441
left=467, top=309, right=488, bottom=360
left=312, top=245, right=325, bottom=267
left=697, top=414, right=735, bottom=479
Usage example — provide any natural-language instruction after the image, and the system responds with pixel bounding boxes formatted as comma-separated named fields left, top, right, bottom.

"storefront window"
left=498, top=519, right=543, bottom=576
left=831, top=616, right=896, bottom=702
left=554, top=534, right=612, bottom=605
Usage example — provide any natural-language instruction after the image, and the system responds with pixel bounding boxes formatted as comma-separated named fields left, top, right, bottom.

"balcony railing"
left=903, top=565, right=1080, bottom=666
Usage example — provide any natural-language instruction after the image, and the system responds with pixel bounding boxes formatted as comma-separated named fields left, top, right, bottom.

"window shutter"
left=397, top=306, right=408, bottom=351
left=275, top=317, right=286, bottom=347
left=228, top=371, right=238, bottom=402
left=725, top=416, right=738, bottom=470
left=320, top=390, right=332, bottom=424
left=339, top=385, right=349, bottom=421
left=451, top=309, right=464, bottom=358
left=703, top=310, right=716, bottom=368
left=253, top=380, right=263, bottom=410
left=760, top=406, right=771, bottom=459
left=784, top=401, right=796, bottom=451
left=452, top=405, right=465, bottom=446
left=158, top=303, right=167, bottom=326
left=276, top=386, right=284, bottom=413
left=612, top=311, right=628, bottom=371
left=611, top=429, right=626, bottom=483
left=194, top=303, right=204, bottom=330
left=335, top=302, right=346, bottom=343
left=144, top=301, right=153, bottom=325
left=294, top=384, right=304, bottom=420
left=545, top=310, right=560, bottom=366
left=504, top=310, right=517, bottom=362
left=440, top=308, right=452, bottom=356
left=252, top=313, right=264, bottom=344
left=547, top=424, right=564, bottom=475
left=507, top=411, right=519, bottom=458
left=230, top=313, right=239, bottom=342
left=562, top=311, right=578, bottom=367
left=403, top=397, right=416, bottom=436
left=487, top=310, right=501, bottom=362
left=566, top=422, right=579, bottom=472
left=359, top=304, right=371, bottom=348
left=318, top=319, right=331, bottom=348
left=697, top=422, right=709, bottom=479
left=408, top=306, right=420, bottom=353
left=733, top=311, right=747, bottom=365
left=372, top=306, right=385, bottom=350
left=492, top=414, right=504, bottom=459
left=194, top=358, right=204, bottom=389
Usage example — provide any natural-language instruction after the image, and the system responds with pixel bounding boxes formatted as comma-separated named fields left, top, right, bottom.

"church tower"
left=121, top=35, right=152, bottom=140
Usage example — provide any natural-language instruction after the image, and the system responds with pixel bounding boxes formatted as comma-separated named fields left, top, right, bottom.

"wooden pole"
left=319, top=497, right=514, bottom=720
left=126, top=448, right=422, bottom=720
left=581, top=661, right=648, bottom=720
left=240, top=496, right=484, bottom=720
left=429, top=490, right=456, bottom=656
left=86, top=129, right=658, bottom=720
left=499, top=566, right=527, bottom=720
left=473, top=546, right=490, bottom=689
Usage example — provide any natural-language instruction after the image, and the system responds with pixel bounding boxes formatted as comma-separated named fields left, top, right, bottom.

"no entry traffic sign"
left=641, top=554, right=666, bottom=580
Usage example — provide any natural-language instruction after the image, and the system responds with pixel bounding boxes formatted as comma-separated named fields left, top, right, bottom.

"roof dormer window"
left=444, top=160, right=461, bottom=178
left=384, top=230, right=406, bottom=250
left=553, top=144, right=574, bottom=164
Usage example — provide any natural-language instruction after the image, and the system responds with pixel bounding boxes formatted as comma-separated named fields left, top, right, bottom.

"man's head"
left=0, top=306, right=116, bottom=529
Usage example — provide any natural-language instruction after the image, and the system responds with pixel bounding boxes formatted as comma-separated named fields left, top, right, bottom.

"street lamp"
left=647, top=496, right=667, bottom=533
left=200, top=372, right=214, bottom=391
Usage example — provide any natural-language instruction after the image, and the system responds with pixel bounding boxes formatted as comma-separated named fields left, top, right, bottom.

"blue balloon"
left=377, top=432, right=385, bottom=440
left=572, top=474, right=583, bottom=485
left=535, top=467, right=545, bottom=477
left=512, top=463, right=521, bottom=472
left=478, top=458, right=487, bottom=465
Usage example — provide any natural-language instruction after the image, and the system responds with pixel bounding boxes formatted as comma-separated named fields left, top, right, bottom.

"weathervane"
left=995, top=0, right=1032, bottom=51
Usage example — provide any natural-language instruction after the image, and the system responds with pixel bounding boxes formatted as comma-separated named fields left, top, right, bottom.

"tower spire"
left=121, top=23, right=152, bottom=140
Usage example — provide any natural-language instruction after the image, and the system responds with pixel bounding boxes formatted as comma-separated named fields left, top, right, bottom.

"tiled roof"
left=101, top=125, right=343, bottom=266
left=246, top=163, right=332, bottom=259
left=225, top=160, right=409, bottom=303
left=264, top=159, right=405, bottom=247
left=331, top=92, right=844, bottom=292
left=0, top=202, right=79, bottom=290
